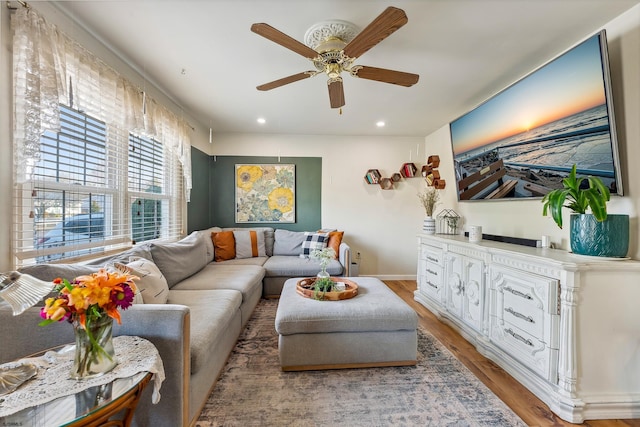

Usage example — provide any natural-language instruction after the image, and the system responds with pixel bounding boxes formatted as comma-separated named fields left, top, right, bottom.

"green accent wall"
left=187, top=149, right=321, bottom=232
left=187, top=147, right=212, bottom=233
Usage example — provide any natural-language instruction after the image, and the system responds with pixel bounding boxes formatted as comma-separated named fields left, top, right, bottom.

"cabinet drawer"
left=421, top=245, right=444, bottom=267
left=501, top=290, right=545, bottom=339
left=422, top=264, right=442, bottom=298
left=489, top=264, right=560, bottom=348
left=489, top=317, right=558, bottom=382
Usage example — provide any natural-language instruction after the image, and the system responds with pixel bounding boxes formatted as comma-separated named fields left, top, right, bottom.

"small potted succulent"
left=541, top=164, right=628, bottom=257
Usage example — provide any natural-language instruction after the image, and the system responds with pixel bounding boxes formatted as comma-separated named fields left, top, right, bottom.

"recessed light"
left=257, top=118, right=266, bottom=124
left=376, top=121, right=386, bottom=127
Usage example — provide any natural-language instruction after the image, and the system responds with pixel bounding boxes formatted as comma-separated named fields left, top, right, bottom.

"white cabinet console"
left=415, top=233, right=640, bottom=423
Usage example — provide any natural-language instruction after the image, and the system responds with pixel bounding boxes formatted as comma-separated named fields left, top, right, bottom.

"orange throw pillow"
left=211, top=231, right=236, bottom=262
left=327, top=231, right=344, bottom=259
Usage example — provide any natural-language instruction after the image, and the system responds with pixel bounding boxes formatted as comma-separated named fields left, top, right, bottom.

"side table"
left=0, top=336, right=164, bottom=427
left=1, top=371, right=151, bottom=426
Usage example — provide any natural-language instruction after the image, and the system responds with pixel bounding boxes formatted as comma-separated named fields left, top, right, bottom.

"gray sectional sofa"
left=0, top=226, right=350, bottom=427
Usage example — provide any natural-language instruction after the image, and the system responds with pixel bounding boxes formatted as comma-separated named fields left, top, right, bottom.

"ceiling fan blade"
left=251, top=23, right=319, bottom=59
left=352, top=66, right=419, bottom=87
left=257, top=71, right=316, bottom=91
left=328, top=79, right=345, bottom=109
left=342, top=7, right=408, bottom=59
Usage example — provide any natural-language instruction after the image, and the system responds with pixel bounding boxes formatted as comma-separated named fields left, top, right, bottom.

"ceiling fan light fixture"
left=314, top=36, right=347, bottom=54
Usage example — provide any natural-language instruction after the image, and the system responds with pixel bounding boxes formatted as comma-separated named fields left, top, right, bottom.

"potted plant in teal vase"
left=542, top=164, right=629, bottom=257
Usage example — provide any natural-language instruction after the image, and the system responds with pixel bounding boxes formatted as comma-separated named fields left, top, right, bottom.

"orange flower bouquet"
left=39, top=269, right=138, bottom=378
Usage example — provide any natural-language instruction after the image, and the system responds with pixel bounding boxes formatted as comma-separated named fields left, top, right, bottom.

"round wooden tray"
left=296, top=277, right=358, bottom=301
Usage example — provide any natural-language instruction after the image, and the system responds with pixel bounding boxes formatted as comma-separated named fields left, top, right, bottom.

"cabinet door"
left=445, top=253, right=464, bottom=319
left=462, top=256, right=485, bottom=332
left=446, top=253, right=485, bottom=332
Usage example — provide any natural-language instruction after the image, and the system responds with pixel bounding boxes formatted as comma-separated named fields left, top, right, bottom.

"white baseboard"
left=356, top=275, right=417, bottom=281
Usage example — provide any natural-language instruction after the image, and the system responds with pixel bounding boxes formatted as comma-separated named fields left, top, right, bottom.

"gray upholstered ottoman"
left=275, top=277, right=418, bottom=371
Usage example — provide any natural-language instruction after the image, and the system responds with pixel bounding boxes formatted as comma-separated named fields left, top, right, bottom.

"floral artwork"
left=235, top=164, right=295, bottom=223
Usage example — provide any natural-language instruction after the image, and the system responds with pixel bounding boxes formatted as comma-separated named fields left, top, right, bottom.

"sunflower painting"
left=235, top=164, right=295, bottom=223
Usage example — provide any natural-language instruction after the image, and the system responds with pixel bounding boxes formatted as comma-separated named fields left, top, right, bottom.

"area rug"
left=196, top=299, right=526, bottom=427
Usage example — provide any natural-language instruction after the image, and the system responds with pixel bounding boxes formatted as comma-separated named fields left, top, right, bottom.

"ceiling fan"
left=251, top=6, right=420, bottom=109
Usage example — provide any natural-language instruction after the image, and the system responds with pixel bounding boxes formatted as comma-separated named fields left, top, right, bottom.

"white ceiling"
left=52, top=0, right=639, bottom=138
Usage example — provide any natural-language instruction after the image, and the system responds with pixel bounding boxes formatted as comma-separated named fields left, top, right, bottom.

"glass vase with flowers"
left=39, top=269, right=138, bottom=379
left=310, top=247, right=337, bottom=299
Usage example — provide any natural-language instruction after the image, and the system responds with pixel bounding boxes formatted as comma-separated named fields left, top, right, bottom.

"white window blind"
left=12, top=7, right=189, bottom=268
left=13, top=105, right=183, bottom=266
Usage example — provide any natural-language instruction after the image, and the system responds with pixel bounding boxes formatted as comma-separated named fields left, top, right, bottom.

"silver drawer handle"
left=504, top=328, right=533, bottom=347
left=426, top=269, right=438, bottom=276
left=505, top=307, right=534, bottom=323
left=503, top=286, right=533, bottom=300
left=426, top=281, right=438, bottom=289
left=427, top=256, right=439, bottom=263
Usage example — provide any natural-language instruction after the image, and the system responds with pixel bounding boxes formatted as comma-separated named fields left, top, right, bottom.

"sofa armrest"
left=0, top=302, right=191, bottom=427
left=0, top=304, right=75, bottom=363
left=339, top=242, right=351, bottom=276
left=115, top=304, right=191, bottom=427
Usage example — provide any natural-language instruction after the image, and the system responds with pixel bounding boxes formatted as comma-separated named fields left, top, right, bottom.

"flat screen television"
left=449, top=30, right=623, bottom=201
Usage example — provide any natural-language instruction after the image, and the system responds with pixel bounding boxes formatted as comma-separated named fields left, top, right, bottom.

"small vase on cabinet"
left=423, top=216, right=436, bottom=234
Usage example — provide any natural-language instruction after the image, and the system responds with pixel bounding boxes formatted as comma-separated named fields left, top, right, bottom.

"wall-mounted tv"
left=449, top=30, right=623, bottom=201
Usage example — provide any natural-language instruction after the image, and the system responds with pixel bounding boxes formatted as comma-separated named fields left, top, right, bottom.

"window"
left=13, top=105, right=183, bottom=265
left=129, top=134, right=165, bottom=244
left=12, top=7, right=190, bottom=268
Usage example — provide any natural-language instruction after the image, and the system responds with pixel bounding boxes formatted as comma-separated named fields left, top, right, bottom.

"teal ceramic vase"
left=570, top=214, right=629, bottom=258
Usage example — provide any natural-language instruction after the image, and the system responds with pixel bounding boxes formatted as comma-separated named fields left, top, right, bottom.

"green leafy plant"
left=542, top=164, right=610, bottom=229
left=313, top=277, right=336, bottom=300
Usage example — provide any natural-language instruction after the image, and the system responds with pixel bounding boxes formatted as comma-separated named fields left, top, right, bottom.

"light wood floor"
left=384, top=280, right=640, bottom=427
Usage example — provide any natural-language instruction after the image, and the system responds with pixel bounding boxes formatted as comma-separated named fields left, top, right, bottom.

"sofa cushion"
left=263, top=255, right=343, bottom=277
left=116, top=257, right=169, bottom=304
left=233, top=230, right=266, bottom=259
left=327, top=231, right=344, bottom=258
left=196, top=227, right=222, bottom=262
left=213, top=257, right=267, bottom=267
left=299, top=232, right=329, bottom=258
left=211, top=231, right=236, bottom=262
left=150, top=232, right=209, bottom=288
left=222, top=227, right=274, bottom=256
left=18, top=263, right=98, bottom=282
left=83, top=244, right=153, bottom=266
left=272, top=229, right=306, bottom=256
left=167, top=289, right=242, bottom=374
left=171, top=264, right=265, bottom=304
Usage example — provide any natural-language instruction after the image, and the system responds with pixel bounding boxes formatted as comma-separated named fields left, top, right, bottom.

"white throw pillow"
left=115, top=257, right=169, bottom=304
left=233, top=230, right=266, bottom=259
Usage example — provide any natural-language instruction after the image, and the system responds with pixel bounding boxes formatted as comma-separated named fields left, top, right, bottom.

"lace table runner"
left=0, top=335, right=165, bottom=417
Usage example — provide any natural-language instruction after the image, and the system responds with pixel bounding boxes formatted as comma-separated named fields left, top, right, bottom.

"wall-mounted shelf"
left=379, top=177, right=394, bottom=190
left=365, top=158, right=435, bottom=190
left=364, top=169, right=381, bottom=184
left=423, top=155, right=446, bottom=189
left=400, top=163, right=418, bottom=178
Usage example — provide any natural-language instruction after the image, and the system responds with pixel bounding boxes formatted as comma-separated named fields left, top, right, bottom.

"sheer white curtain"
left=11, top=7, right=192, bottom=266
left=12, top=7, right=192, bottom=197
